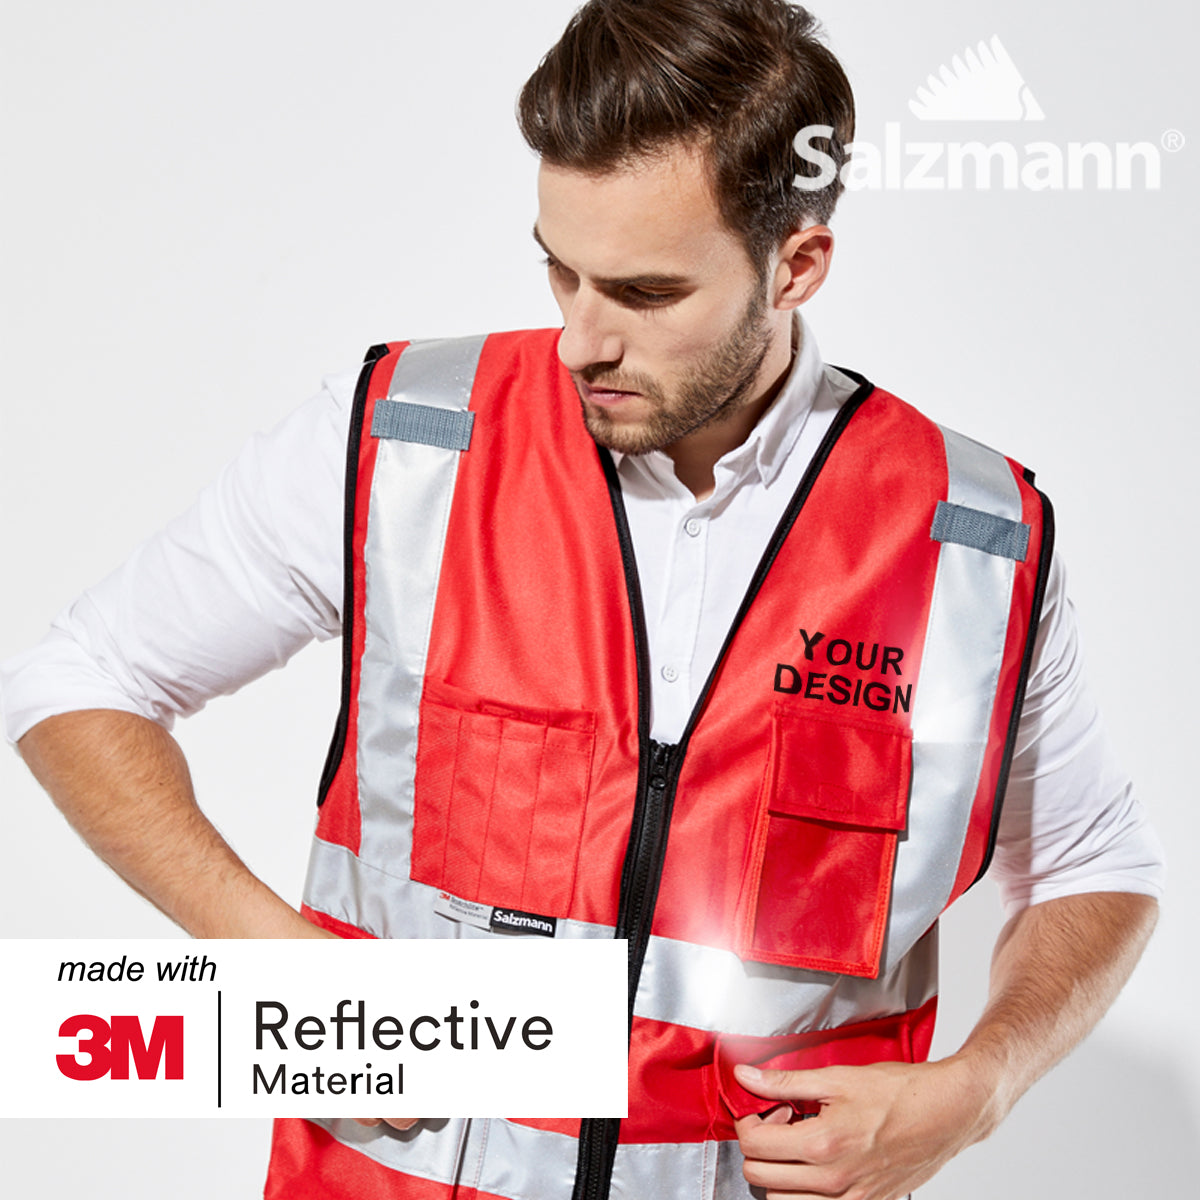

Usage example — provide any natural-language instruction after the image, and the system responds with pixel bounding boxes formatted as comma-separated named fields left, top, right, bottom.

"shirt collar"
left=610, top=312, right=826, bottom=492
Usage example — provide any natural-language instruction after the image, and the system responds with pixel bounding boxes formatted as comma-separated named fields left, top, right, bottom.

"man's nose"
left=556, top=288, right=623, bottom=373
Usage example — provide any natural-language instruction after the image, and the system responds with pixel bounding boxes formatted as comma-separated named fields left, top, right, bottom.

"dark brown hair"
left=518, top=0, right=855, bottom=270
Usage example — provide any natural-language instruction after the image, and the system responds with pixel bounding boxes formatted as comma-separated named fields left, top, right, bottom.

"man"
left=1, top=2, right=1163, bottom=1198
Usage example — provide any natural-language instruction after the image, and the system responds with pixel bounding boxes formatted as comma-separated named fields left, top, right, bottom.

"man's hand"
left=353, top=1118, right=420, bottom=1131
left=734, top=1057, right=996, bottom=1200
left=733, top=892, right=1156, bottom=1199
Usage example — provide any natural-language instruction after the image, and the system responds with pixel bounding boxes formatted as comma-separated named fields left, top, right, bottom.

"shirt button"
left=685, top=518, right=703, bottom=538
left=661, top=665, right=679, bottom=683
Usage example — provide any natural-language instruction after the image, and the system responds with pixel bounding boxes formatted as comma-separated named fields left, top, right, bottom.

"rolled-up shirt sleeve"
left=0, top=367, right=356, bottom=742
left=989, top=551, right=1167, bottom=914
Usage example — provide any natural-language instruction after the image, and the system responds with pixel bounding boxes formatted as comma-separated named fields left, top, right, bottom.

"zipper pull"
left=647, top=741, right=674, bottom=792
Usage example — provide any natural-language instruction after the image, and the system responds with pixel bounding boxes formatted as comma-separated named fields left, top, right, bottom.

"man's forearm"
left=18, top=709, right=330, bottom=939
left=734, top=890, right=1159, bottom=1198
left=949, top=889, right=1159, bottom=1138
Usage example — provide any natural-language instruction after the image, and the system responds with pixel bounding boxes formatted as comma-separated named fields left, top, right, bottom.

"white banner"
left=1, top=939, right=628, bottom=1118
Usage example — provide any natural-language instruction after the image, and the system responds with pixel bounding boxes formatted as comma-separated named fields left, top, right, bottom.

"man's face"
left=535, top=145, right=786, bottom=456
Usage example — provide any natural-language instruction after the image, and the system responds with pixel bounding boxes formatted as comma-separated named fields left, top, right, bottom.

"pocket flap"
left=712, top=999, right=936, bottom=1127
left=769, top=708, right=911, bottom=831
left=715, top=1033, right=824, bottom=1121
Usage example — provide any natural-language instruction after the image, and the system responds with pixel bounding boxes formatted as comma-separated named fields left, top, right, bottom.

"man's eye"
left=623, top=288, right=675, bottom=308
left=544, top=257, right=580, bottom=289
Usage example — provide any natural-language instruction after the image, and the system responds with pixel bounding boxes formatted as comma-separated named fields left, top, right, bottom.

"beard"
left=573, top=286, right=773, bottom=456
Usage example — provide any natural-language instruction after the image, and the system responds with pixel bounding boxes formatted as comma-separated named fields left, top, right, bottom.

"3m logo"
left=909, top=35, right=1045, bottom=122
left=56, top=1014, right=184, bottom=1081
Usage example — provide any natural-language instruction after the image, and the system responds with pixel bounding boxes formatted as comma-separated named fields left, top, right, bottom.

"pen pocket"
left=411, top=679, right=596, bottom=918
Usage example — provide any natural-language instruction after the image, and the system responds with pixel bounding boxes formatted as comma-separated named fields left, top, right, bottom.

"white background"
left=1, top=0, right=1195, bottom=1194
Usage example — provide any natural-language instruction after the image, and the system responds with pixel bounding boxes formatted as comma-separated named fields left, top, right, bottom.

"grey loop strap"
left=369, top=333, right=487, bottom=450
left=931, top=500, right=1030, bottom=561
left=372, top=400, right=475, bottom=450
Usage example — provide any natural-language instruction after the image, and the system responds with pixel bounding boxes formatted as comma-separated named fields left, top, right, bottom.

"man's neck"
left=664, top=317, right=798, bottom=500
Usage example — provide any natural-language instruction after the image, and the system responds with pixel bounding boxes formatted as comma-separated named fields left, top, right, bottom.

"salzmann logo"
left=795, top=35, right=1171, bottom=193
left=490, top=908, right=557, bottom=937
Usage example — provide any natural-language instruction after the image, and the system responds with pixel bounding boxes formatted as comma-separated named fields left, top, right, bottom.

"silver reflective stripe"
left=635, top=924, right=938, bottom=1037
left=886, top=427, right=1022, bottom=968
left=358, top=335, right=486, bottom=869
left=310, top=1117, right=475, bottom=1190
left=715, top=1138, right=751, bottom=1199
left=306, top=837, right=938, bottom=1038
left=306, top=836, right=614, bottom=943
left=715, top=1144, right=907, bottom=1200
left=931, top=500, right=1030, bottom=561
left=371, top=400, right=476, bottom=451
left=302, top=334, right=487, bottom=914
left=310, top=1117, right=719, bottom=1200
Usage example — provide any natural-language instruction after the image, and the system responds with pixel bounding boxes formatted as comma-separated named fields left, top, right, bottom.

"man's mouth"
left=579, top=380, right=641, bottom=408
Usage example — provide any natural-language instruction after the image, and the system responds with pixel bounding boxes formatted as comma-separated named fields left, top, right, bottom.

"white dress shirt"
left=0, top=317, right=1165, bottom=916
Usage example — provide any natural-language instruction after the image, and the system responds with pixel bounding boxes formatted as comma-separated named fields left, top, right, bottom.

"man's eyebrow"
left=531, top=224, right=691, bottom=289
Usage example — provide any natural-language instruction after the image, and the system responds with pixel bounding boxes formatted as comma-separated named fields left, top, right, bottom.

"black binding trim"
left=569, top=445, right=654, bottom=1200
left=690, top=368, right=874, bottom=707
left=972, top=477, right=1056, bottom=883
left=595, top=452, right=655, bottom=948
left=317, top=343, right=392, bottom=807
left=569, top=373, right=876, bottom=1200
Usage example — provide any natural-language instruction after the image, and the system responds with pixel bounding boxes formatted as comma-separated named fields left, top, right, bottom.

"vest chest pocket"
left=734, top=706, right=911, bottom=978
left=411, top=680, right=597, bottom=919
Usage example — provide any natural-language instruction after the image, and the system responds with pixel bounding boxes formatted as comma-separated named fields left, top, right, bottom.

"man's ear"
left=771, top=225, right=834, bottom=311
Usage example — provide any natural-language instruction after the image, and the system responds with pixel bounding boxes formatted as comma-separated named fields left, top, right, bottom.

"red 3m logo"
left=57, top=1015, right=184, bottom=1081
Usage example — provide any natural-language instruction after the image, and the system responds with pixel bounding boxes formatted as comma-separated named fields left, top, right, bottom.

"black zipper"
left=569, top=374, right=876, bottom=1200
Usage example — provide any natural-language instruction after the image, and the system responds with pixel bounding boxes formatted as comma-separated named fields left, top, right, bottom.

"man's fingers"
left=352, top=1117, right=419, bottom=1131
left=735, top=1113, right=838, bottom=1163
left=741, top=1156, right=849, bottom=1198
left=737, top=1125, right=856, bottom=1200
left=734, top=1062, right=839, bottom=1103
left=757, top=1103, right=794, bottom=1125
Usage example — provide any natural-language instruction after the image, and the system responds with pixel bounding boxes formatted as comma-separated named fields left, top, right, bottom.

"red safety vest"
left=267, top=329, right=1051, bottom=1200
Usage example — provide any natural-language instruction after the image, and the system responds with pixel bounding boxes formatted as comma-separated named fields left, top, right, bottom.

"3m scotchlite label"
left=931, top=500, right=1030, bottom=561
left=428, top=891, right=559, bottom=937
left=371, top=400, right=475, bottom=451
left=432, top=891, right=494, bottom=931
left=312, top=1117, right=715, bottom=1200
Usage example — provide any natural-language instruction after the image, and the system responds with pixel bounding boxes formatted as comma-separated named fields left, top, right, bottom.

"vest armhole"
left=316, top=344, right=392, bottom=806
left=972, top=481, right=1056, bottom=885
